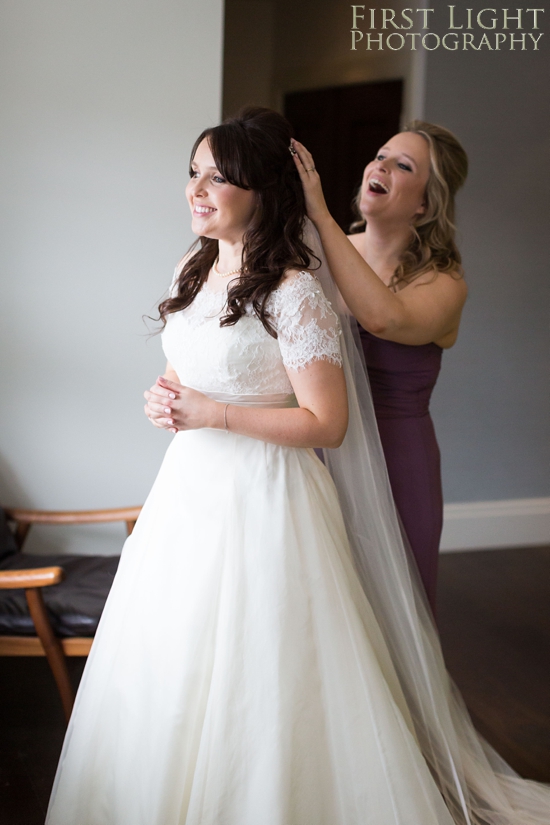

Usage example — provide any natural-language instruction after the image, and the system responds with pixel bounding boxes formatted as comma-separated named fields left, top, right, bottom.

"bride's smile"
left=186, top=138, right=257, bottom=252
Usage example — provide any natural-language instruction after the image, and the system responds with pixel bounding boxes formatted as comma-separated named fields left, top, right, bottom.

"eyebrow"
left=190, top=161, right=219, bottom=170
left=379, top=148, right=417, bottom=165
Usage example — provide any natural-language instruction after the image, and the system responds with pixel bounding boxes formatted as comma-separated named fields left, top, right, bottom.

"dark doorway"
left=284, top=80, right=403, bottom=231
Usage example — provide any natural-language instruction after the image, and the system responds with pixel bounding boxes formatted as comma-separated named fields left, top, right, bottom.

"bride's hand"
left=152, top=376, right=220, bottom=432
left=290, top=138, right=332, bottom=226
left=144, top=379, right=179, bottom=434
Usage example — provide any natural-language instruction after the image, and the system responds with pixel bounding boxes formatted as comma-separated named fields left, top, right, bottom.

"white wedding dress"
left=46, top=271, right=458, bottom=825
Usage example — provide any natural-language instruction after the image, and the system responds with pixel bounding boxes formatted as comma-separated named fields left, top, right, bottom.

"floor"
left=1, top=546, right=549, bottom=824
left=437, top=546, right=550, bottom=783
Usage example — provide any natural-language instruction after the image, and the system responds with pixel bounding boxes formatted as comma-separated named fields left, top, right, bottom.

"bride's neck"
left=215, top=238, right=245, bottom=273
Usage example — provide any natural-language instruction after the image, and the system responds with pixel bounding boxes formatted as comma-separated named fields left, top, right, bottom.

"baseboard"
left=440, top=497, right=550, bottom=552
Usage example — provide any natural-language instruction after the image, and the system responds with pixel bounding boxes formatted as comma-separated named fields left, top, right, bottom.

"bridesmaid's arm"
left=310, top=215, right=466, bottom=347
left=155, top=359, right=349, bottom=449
left=291, top=141, right=467, bottom=347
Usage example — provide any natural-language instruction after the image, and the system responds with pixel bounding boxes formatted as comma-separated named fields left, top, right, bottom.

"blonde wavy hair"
left=350, top=121, right=469, bottom=289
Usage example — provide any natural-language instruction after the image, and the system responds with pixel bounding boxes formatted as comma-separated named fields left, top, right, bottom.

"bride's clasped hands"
left=144, top=374, right=219, bottom=434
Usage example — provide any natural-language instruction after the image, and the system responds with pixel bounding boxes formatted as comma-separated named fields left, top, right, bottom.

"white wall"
left=0, top=0, right=224, bottom=554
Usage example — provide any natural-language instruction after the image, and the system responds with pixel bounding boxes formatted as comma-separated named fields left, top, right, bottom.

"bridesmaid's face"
left=186, top=139, right=257, bottom=243
left=359, top=132, right=431, bottom=225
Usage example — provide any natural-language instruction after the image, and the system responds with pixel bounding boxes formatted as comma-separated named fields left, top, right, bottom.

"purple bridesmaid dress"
left=359, top=328, right=444, bottom=613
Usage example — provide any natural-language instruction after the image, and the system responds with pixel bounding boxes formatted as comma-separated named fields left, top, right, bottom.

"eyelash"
left=189, top=170, right=226, bottom=184
left=375, top=155, right=412, bottom=172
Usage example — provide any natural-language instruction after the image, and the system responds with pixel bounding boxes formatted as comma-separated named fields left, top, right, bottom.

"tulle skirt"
left=46, top=427, right=456, bottom=825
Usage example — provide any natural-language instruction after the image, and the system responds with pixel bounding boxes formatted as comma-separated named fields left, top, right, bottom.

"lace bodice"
left=161, top=270, right=342, bottom=397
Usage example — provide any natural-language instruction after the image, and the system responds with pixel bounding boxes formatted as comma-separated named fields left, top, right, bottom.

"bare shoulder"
left=407, top=267, right=467, bottom=303
left=347, top=232, right=365, bottom=252
left=436, top=269, right=468, bottom=306
left=401, top=268, right=467, bottom=347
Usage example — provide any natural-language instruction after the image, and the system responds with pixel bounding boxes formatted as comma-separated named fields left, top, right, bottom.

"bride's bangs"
left=191, top=124, right=253, bottom=191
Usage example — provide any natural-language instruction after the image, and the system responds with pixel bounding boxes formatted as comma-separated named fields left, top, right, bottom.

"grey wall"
left=0, top=0, right=223, bottom=554
left=425, top=23, right=550, bottom=502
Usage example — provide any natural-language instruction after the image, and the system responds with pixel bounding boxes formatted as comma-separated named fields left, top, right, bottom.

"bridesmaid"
left=292, top=122, right=468, bottom=613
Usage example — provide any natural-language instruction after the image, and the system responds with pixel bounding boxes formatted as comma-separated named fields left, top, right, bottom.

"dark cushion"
left=0, top=553, right=119, bottom=637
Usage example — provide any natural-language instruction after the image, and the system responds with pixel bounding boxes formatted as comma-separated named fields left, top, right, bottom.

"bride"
left=46, top=108, right=549, bottom=825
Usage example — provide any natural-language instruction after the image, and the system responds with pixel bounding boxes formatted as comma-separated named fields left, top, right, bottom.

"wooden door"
left=284, top=81, right=403, bottom=231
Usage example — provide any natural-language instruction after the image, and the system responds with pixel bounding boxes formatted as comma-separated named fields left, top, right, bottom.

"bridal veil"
left=306, top=219, right=550, bottom=825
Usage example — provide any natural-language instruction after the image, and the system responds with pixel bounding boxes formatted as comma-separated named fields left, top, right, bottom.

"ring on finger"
left=306, top=166, right=315, bottom=172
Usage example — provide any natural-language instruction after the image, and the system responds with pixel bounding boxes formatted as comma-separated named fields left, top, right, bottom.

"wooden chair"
left=0, top=505, right=141, bottom=722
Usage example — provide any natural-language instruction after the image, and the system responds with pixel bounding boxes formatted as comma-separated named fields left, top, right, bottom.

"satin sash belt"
left=201, top=390, right=298, bottom=409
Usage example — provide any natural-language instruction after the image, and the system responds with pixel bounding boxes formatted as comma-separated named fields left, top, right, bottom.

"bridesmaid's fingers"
left=291, top=139, right=316, bottom=176
left=290, top=139, right=330, bottom=225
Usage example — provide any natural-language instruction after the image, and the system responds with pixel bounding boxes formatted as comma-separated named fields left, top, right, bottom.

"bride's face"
left=358, top=132, right=431, bottom=225
left=186, top=139, right=257, bottom=244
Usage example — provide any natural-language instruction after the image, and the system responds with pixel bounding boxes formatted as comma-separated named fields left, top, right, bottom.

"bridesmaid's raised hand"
left=290, top=139, right=331, bottom=227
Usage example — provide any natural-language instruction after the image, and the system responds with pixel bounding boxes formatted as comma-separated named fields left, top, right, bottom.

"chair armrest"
left=3, top=505, right=142, bottom=550
left=4, top=506, right=142, bottom=526
left=0, top=566, right=64, bottom=589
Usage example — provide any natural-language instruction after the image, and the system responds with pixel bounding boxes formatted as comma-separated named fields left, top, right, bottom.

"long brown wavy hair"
left=157, top=107, right=314, bottom=337
left=350, top=121, right=469, bottom=290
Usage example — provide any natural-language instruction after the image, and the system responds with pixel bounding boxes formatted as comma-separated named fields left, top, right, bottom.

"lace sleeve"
left=270, top=271, right=343, bottom=371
